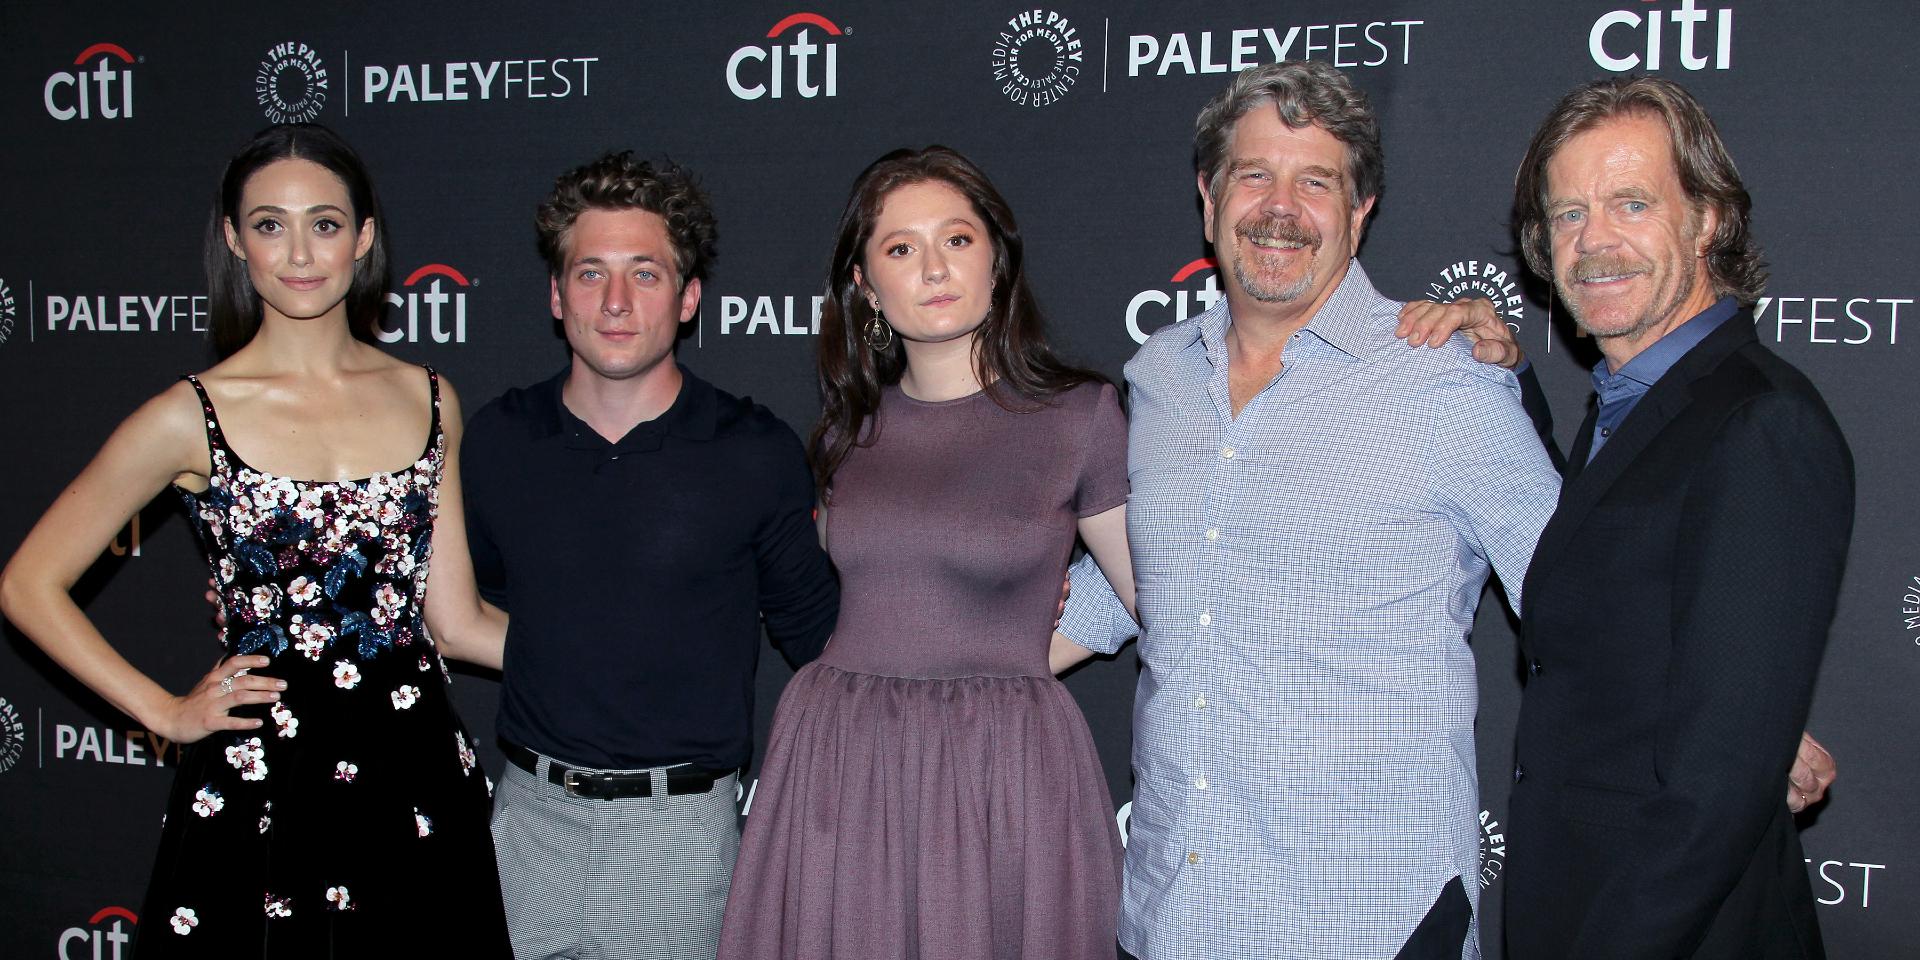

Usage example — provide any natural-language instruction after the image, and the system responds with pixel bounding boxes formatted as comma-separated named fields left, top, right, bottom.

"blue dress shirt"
left=1587, top=297, right=1738, bottom=463
left=1061, top=262, right=1562, bottom=959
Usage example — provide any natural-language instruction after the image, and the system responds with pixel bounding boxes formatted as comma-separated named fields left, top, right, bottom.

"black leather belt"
left=500, top=740, right=728, bottom=800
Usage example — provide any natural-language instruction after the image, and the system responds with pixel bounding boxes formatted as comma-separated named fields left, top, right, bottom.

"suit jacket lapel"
left=1525, top=312, right=1760, bottom=592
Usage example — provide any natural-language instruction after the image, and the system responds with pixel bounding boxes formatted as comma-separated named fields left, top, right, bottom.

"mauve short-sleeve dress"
left=717, top=380, right=1129, bottom=959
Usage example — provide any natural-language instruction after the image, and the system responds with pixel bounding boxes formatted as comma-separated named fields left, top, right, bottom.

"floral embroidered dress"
left=138, top=368, right=509, bottom=957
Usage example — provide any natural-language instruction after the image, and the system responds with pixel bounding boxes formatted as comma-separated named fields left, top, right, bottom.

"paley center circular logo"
left=256, top=41, right=329, bottom=123
left=0, top=696, right=25, bottom=773
left=991, top=8, right=1085, bottom=107
left=1424, top=257, right=1528, bottom=335
left=0, top=276, right=18, bottom=346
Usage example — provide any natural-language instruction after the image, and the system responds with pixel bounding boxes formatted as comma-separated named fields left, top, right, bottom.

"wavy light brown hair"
left=535, top=151, right=716, bottom=285
left=1513, top=75, right=1766, bottom=305
left=810, top=146, right=1106, bottom=497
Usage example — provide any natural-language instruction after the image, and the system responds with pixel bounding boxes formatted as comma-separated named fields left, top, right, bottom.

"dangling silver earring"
left=863, top=302, right=895, bottom=352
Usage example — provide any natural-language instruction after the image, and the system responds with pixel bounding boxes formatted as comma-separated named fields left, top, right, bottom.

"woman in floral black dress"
left=0, top=124, right=510, bottom=957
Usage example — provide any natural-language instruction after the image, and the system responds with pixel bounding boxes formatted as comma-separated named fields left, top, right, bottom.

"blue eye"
left=1623, top=200, right=1648, bottom=214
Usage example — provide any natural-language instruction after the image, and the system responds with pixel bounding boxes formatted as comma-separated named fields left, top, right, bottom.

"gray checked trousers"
left=492, top=757, right=740, bottom=960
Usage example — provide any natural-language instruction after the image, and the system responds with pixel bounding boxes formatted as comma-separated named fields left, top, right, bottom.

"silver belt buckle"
left=562, top=768, right=587, bottom=797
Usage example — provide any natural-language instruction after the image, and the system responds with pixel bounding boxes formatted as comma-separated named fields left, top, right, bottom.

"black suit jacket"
left=1504, top=314, right=1854, bottom=959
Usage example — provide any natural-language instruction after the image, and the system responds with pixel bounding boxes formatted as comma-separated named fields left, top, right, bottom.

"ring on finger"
left=220, top=675, right=236, bottom=695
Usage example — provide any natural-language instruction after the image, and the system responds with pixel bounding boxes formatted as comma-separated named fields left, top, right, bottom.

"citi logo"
left=58, top=906, right=136, bottom=960
left=728, top=12, right=846, bottom=100
left=381, top=263, right=470, bottom=344
left=1126, top=258, right=1223, bottom=344
left=45, top=43, right=136, bottom=121
left=1590, top=0, right=1733, bottom=72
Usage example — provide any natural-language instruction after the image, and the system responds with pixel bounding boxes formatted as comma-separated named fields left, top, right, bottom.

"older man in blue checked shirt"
left=1058, top=60, right=1836, bottom=960
left=1056, top=60, right=1558, bottom=960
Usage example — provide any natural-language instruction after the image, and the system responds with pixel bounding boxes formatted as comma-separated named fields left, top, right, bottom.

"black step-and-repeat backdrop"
left=3, top=2, right=1913, bottom=955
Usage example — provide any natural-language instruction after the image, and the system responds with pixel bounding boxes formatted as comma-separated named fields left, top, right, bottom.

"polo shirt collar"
left=534, top=363, right=719, bottom=448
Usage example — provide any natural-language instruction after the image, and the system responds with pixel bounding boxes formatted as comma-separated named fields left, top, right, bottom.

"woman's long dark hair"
left=204, top=123, right=390, bottom=359
left=810, top=146, right=1106, bottom=496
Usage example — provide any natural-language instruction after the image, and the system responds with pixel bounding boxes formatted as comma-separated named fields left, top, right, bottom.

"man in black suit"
left=1502, top=76, right=1853, bottom=959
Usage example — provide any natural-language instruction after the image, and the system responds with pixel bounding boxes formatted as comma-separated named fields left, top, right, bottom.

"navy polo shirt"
left=461, top=365, right=837, bottom=771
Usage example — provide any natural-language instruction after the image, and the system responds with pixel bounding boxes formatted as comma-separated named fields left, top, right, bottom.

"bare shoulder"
left=101, top=379, right=214, bottom=488
left=134, top=378, right=214, bottom=446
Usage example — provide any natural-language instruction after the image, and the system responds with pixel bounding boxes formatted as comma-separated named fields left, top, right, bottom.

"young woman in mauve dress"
left=0, top=123, right=510, bottom=958
left=718, top=146, right=1140, bottom=960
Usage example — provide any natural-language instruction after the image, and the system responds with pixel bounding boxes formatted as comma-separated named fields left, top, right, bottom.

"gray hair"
left=1194, top=60, right=1384, bottom=209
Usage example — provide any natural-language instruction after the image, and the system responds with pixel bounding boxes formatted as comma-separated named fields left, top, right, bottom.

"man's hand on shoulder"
left=1396, top=297, right=1525, bottom=369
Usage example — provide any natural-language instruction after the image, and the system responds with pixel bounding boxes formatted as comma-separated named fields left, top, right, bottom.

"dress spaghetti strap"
left=180, top=374, right=231, bottom=480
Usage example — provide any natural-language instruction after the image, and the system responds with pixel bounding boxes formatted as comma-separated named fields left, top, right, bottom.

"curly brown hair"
left=535, top=151, right=717, bottom=285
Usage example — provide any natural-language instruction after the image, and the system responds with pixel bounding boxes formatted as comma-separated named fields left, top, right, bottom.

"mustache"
left=1568, top=254, right=1648, bottom=282
left=1236, top=215, right=1321, bottom=249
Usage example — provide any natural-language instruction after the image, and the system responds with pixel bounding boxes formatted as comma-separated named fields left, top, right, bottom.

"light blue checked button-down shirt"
left=1063, top=261, right=1560, bottom=959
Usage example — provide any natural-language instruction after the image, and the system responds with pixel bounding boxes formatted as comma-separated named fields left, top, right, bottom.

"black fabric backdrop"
left=2, top=2, right=1913, bottom=955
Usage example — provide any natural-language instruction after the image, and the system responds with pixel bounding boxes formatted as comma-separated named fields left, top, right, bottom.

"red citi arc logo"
left=1125, top=257, right=1224, bottom=344
left=380, top=264, right=470, bottom=344
left=728, top=12, right=845, bottom=100
left=58, top=906, right=136, bottom=960
left=45, top=43, right=135, bottom=120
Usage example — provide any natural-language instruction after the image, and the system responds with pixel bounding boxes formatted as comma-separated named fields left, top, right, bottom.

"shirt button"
left=1600, top=427, right=1613, bottom=437
left=1195, top=776, right=1209, bottom=790
left=1194, top=695, right=1207, bottom=709
left=1513, top=764, right=1527, bottom=783
left=1187, top=852, right=1201, bottom=865
left=1220, top=446, right=1236, bottom=460
left=1204, top=528, right=1220, bottom=541
left=1528, top=658, right=1544, bottom=677
left=1198, top=611, right=1212, bottom=627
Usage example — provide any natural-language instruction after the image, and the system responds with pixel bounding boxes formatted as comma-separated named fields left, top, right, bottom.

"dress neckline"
left=182, top=367, right=441, bottom=487
left=889, top=381, right=997, bottom=409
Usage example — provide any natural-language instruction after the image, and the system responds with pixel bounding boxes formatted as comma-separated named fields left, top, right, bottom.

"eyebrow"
left=570, top=254, right=666, bottom=267
left=244, top=203, right=348, bottom=218
left=1228, top=159, right=1344, bottom=180
left=876, top=217, right=980, bottom=243
left=1546, top=186, right=1658, bottom=211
